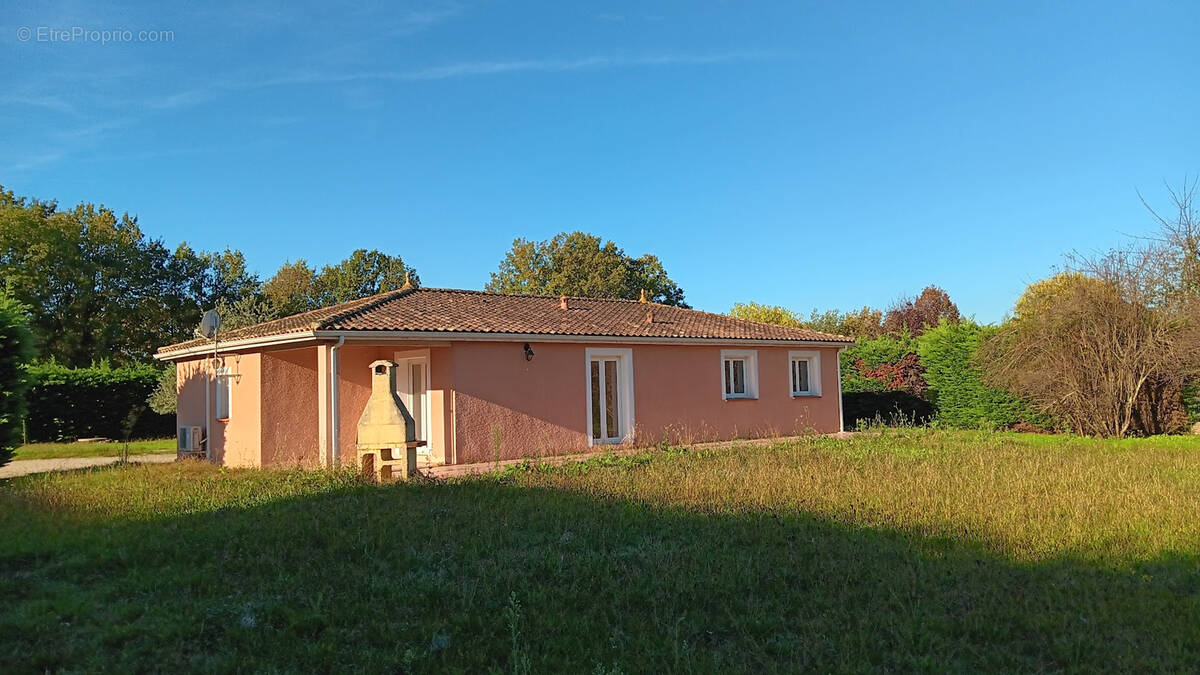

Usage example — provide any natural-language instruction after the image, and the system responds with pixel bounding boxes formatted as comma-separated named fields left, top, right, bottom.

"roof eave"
left=313, top=329, right=853, bottom=347
left=153, top=331, right=321, bottom=361
left=155, top=328, right=852, bottom=360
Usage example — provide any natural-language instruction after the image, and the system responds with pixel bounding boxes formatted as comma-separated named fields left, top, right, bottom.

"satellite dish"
left=197, top=309, right=221, bottom=340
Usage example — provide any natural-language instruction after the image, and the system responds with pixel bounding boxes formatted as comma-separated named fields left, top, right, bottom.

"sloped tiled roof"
left=157, top=288, right=853, bottom=355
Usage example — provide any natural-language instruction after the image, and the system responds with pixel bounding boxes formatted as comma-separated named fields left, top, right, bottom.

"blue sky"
left=2, top=1, right=1197, bottom=323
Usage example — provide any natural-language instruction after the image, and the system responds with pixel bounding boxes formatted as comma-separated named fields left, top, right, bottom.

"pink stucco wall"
left=174, top=339, right=842, bottom=469
left=447, top=341, right=843, bottom=463
left=451, top=342, right=591, bottom=464
left=332, top=345, right=385, bottom=465
left=176, top=357, right=206, bottom=442
left=176, top=352, right=262, bottom=467
left=260, top=347, right=321, bottom=467
left=631, top=344, right=842, bottom=444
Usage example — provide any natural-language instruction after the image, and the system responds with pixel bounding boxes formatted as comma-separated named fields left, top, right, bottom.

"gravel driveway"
left=0, top=453, right=177, bottom=479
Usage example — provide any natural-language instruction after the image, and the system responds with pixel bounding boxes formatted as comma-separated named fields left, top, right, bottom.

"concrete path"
left=0, top=453, right=176, bottom=479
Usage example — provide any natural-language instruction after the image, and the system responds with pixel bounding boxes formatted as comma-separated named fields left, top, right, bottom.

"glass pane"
left=797, top=360, right=809, bottom=393
left=590, top=360, right=601, bottom=439
left=604, top=360, right=619, bottom=440
left=724, top=360, right=731, bottom=395
left=216, top=375, right=231, bottom=418
left=410, top=363, right=424, bottom=439
left=732, top=360, right=745, bottom=394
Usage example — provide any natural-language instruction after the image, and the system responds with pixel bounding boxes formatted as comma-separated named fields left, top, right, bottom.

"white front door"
left=395, top=355, right=432, bottom=456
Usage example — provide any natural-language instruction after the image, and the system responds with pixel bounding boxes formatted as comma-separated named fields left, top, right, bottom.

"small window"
left=720, top=350, right=758, bottom=399
left=789, top=351, right=822, bottom=397
left=215, top=368, right=232, bottom=420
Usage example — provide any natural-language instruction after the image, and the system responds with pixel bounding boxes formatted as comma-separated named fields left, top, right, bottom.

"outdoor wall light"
left=524, top=343, right=535, bottom=361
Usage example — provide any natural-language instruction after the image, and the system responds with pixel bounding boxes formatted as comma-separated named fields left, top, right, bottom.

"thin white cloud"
left=53, top=119, right=130, bottom=141
left=0, top=150, right=68, bottom=174
left=0, top=94, right=78, bottom=115
left=387, top=5, right=463, bottom=36
left=401, top=52, right=764, bottom=80
left=149, top=50, right=777, bottom=109
left=7, top=49, right=779, bottom=174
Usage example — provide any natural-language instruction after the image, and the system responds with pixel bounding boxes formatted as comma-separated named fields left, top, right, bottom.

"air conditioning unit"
left=178, top=426, right=202, bottom=453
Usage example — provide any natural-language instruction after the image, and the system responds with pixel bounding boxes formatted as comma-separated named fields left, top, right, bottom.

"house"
left=154, top=287, right=854, bottom=468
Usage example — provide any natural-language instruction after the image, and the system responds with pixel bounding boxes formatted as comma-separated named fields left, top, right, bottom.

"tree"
left=0, top=187, right=264, bottom=365
left=0, top=294, right=34, bottom=466
left=730, top=302, right=802, bottom=326
left=882, top=286, right=960, bottom=337
left=730, top=303, right=883, bottom=339
left=1, top=189, right=174, bottom=365
left=487, top=232, right=688, bottom=306
left=835, top=307, right=886, bottom=339
left=196, top=248, right=260, bottom=309
left=981, top=272, right=1194, bottom=437
left=214, top=294, right=279, bottom=331
left=1140, top=178, right=1200, bottom=303
left=981, top=182, right=1200, bottom=437
left=803, top=306, right=883, bottom=338
left=313, top=249, right=418, bottom=306
left=263, top=260, right=318, bottom=315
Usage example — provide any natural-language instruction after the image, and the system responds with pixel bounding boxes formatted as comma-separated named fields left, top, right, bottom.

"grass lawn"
left=2, top=429, right=1199, bottom=672
left=12, top=438, right=175, bottom=461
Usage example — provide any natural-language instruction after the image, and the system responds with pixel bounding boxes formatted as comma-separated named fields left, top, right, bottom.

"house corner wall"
left=175, top=352, right=263, bottom=467
left=260, top=347, right=321, bottom=468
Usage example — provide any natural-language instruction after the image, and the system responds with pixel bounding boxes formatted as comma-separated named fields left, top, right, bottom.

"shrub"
left=147, top=363, right=177, bottom=415
left=918, top=320, right=1046, bottom=429
left=840, top=333, right=927, bottom=397
left=0, top=294, right=35, bottom=465
left=981, top=271, right=1196, bottom=437
left=23, top=362, right=174, bottom=442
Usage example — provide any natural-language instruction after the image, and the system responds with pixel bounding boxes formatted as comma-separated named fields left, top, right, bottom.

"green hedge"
left=917, top=320, right=1046, bottom=429
left=23, top=363, right=175, bottom=442
left=0, top=294, right=35, bottom=465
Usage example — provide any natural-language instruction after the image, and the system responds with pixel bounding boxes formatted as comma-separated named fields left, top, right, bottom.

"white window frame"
left=720, top=349, right=759, bottom=400
left=215, top=367, right=232, bottom=420
left=585, top=347, right=635, bottom=446
left=788, top=350, right=822, bottom=398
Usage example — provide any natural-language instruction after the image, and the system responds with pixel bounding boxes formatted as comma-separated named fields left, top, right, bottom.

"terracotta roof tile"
left=157, top=288, right=853, bottom=355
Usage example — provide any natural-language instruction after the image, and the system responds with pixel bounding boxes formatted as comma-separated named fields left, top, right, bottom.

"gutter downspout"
left=329, top=336, right=345, bottom=468
left=836, top=347, right=847, bottom=433
left=204, top=367, right=211, bottom=458
left=204, top=335, right=219, bottom=461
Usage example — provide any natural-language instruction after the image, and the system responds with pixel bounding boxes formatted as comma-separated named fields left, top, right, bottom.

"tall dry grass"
left=506, top=428, right=1200, bottom=565
left=4, top=429, right=1199, bottom=671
